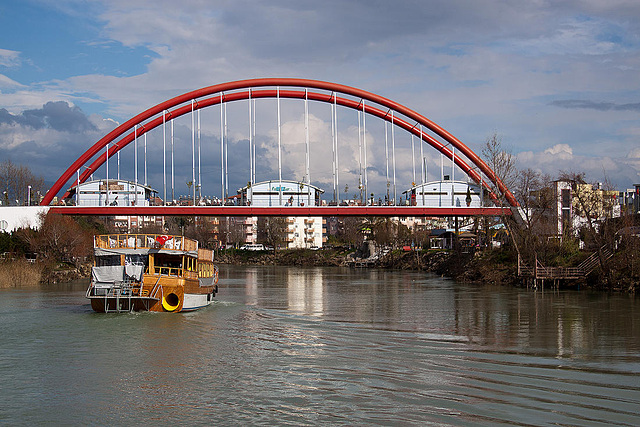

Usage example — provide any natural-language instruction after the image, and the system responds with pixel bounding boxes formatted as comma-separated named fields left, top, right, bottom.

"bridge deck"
left=48, top=205, right=512, bottom=217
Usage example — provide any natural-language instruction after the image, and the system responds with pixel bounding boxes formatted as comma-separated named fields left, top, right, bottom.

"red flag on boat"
left=155, top=235, right=170, bottom=246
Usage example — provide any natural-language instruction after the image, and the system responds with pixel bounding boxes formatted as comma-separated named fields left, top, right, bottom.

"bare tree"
left=481, top=133, right=522, bottom=254
left=257, top=217, right=287, bottom=251
left=226, top=217, right=248, bottom=248
left=512, top=168, right=556, bottom=260
left=0, top=160, right=45, bottom=205
left=337, top=217, right=365, bottom=248
left=185, top=218, right=218, bottom=249
left=482, top=133, right=517, bottom=207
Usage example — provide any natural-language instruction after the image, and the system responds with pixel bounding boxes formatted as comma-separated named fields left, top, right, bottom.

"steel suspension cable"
left=105, top=142, right=109, bottom=206
left=391, top=111, right=397, bottom=204
left=362, top=100, right=368, bottom=204
left=277, top=87, right=282, bottom=205
left=134, top=124, right=138, bottom=205
left=171, top=119, right=174, bottom=203
left=163, top=110, right=166, bottom=205
left=220, top=93, right=224, bottom=201
left=305, top=89, right=310, bottom=206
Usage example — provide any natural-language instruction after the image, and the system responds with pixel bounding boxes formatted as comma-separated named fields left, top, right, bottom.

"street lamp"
left=466, top=165, right=485, bottom=208
left=77, top=165, right=93, bottom=205
left=27, top=185, right=31, bottom=206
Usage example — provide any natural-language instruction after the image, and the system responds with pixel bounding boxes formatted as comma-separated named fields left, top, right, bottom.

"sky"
left=1, top=0, right=640, bottom=202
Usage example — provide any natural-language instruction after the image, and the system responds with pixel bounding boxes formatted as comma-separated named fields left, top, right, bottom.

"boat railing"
left=86, top=279, right=136, bottom=298
left=94, top=234, right=198, bottom=252
left=153, top=266, right=183, bottom=277
left=151, top=266, right=199, bottom=280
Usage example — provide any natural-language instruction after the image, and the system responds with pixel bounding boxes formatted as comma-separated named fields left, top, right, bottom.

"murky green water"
left=1, top=265, right=638, bottom=426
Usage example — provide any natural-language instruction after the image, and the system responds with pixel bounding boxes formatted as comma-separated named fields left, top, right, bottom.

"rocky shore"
left=11, top=247, right=623, bottom=291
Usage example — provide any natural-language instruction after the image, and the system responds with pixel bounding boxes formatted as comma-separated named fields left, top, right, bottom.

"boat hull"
left=88, top=289, right=218, bottom=313
left=87, top=275, right=218, bottom=313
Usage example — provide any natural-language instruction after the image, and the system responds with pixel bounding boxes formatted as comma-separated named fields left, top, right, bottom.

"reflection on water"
left=1, top=266, right=638, bottom=426
left=287, top=268, right=324, bottom=315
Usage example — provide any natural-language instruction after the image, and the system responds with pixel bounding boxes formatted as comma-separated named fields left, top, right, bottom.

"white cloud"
left=543, top=144, right=573, bottom=159
left=517, top=143, right=638, bottom=187
left=0, top=49, right=21, bottom=67
left=0, top=74, right=23, bottom=89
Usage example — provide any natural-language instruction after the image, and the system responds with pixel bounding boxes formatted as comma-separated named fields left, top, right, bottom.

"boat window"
left=154, top=254, right=182, bottom=269
left=125, top=254, right=147, bottom=266
left=95, top=255, right=121, bottom=266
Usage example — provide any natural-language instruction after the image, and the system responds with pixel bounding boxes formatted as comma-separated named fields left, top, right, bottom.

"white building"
left=70, top=179, right=157, bottom=207
left=553, top=180, right=620, bottom=238
left=69, top=179, right=162, bottom=231
left=284, top=216, right=324, bottom=249
left=238, top=180, right=323, bottom=207
left=0, top=206, right=50, bottom=232
left=402, top=180, right=483, bottom=207
left=237, top=180, right=325, bottom=249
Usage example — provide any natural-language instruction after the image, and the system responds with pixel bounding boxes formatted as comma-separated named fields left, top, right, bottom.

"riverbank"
left=3, top=247, right=632, bottom=292
left=215, top=247, right=640, bottom=291
left=215, top=248, right=522, bottom=287
left=0, top=260, right=91, bottom=288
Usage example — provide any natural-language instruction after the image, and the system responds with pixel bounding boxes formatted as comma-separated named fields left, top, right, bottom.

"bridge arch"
left=41, top=78, right=517, bottom=207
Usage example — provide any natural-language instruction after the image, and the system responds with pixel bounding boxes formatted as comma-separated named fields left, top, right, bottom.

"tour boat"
left=86, top=234, right=219, bottom=313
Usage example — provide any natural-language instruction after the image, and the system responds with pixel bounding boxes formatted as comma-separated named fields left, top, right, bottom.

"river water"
left=1, top=265, right=639, bottom=426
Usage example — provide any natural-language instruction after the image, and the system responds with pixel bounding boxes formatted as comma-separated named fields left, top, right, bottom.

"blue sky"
left=1, top=0, right=640, bottom=201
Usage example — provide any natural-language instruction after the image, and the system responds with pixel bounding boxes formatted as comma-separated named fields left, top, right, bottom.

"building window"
left=562, top=209, right=570, bottom=233
left=561, top=189, right=571, bottom=208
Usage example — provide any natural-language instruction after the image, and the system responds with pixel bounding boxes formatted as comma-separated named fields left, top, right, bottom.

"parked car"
left=239, top=244, right=265, bottom=251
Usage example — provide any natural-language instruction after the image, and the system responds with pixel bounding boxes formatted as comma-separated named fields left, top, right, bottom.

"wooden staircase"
left=518, top=246, right=613, bottom=284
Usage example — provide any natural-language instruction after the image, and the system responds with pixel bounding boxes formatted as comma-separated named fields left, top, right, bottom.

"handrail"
left=519, top=244, right=614, bottom=280
left=94, top=233, right=198, bottom=252
left=150, top=276, right=163, bottom=300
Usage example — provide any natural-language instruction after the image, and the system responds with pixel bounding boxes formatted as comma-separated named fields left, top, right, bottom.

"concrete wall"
left=0, top=206, right=50, bottom=232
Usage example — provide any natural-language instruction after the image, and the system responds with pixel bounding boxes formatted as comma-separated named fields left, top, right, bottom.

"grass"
left=0, top=259, right=43, bottom=288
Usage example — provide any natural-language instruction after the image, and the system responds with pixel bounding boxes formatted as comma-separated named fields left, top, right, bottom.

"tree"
left=0, top=160, right=45, bottom=205
left=511, top=168, right=556, bottom=261
left=19, top=212, right=93, bottom=266
left=371, top=218, right=394, bottom=247
left=257, top=216, right=287, bottom=251
left=370, top=217, right=414, bottom=249
left=184, top=218, right=218, bottom=249
left=481, top=133, right=522, bottom=254
left=224, top=217, right=248, bottom=248
left=557, top=171, right=617, bottom=283
left=336, top=217, right=365, bottom=248
left=482, top=133, right=517, bottom=207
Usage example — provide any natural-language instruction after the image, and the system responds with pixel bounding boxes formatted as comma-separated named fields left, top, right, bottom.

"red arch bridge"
left=43, top=78, right=515, bottom=218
